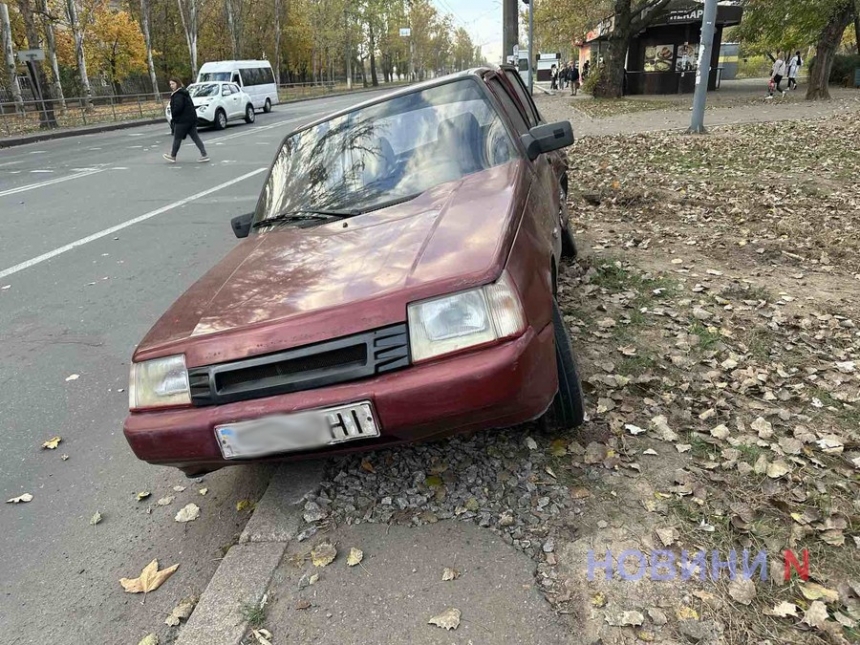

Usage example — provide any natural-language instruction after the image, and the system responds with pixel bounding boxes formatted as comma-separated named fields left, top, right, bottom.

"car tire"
left=559, top=186, right=578, bottom=259
left=263, top=98, right=272, bottom=113
left=542, top=298, right=585, bottom=431
left=244, top=104, right=255, bottom=124
left=214, top=109, right=227, bottom=130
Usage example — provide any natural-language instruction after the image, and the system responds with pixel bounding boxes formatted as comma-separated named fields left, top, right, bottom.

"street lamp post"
left=688, top=0, right=718, bottom=134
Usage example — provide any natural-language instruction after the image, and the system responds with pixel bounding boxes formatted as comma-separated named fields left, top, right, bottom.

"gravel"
left=303, top=425, right=581, bottom=564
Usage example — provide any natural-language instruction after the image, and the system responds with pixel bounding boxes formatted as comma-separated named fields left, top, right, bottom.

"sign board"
left=17, top=49, right=45, bottom=62
left=399, top=27, right=411, bottom=37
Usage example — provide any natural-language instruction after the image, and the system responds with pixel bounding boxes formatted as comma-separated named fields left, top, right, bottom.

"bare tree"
left=35, top=0, right=65, bottom=109
left=225, top=0, right=241, bottom=59
left=273, top=0, right=282, bottom=84
left=176, top=0, right=198, bottom=79
left=1, top=2, right=25, bottom=113
left=139, top=0, right=160, bottom=100
left=65, top=0, right=92, bottom=108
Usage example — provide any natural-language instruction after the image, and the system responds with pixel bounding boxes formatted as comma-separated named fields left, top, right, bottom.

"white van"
left=197, top=60, right=279, bottom=113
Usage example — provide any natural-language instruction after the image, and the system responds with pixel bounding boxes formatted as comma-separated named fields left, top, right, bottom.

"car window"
left=255, top=79, right=519, bottom=225
left=503, top=69, right=540, bottom=127
left=221, top=85, right=233, bottom=96
left=486, top=77, right=529, bottom=134
left=231, top=84, right=241, bottom=94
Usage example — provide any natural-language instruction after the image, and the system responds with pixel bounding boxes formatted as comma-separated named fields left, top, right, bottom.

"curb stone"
left=175, top=462, right=324, bottom=645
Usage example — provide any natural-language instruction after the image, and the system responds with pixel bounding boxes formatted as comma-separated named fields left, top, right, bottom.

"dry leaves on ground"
left=311, top=542, right=337, bottom=567
left=428, top=607, right=461, bottom=630
left=120, top=559, right=179, bottom=594
left=6, top=493, right=33, bottom=504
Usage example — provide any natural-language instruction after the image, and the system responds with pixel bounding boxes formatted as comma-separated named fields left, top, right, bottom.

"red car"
left=124, top=65, right=585, bottom=476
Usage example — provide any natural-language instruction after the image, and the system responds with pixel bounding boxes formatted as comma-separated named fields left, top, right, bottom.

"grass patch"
left=589, top=259, right=678, bottom=299
left=239, top=596, right=268, bottom=629
left=722, top=283, right=774, bottom=303
left=742, top=327, right=777, bottom=363
left=616, top=351, right=659, bottom=376
left=689, top=322, right=723, bottom=352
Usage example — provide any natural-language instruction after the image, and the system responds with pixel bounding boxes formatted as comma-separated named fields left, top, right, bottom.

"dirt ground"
left=528, top=91, right=860, bottom=644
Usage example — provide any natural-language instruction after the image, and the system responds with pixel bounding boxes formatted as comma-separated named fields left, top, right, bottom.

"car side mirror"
left=521, top=121, right=575, bottom=161
left=231, top=213, right=254, bottom=238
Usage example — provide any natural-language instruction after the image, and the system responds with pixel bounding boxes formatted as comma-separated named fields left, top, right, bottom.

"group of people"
left=768, top=51, right=803, bottom=98
left=550, top=60, right=590, bottom=96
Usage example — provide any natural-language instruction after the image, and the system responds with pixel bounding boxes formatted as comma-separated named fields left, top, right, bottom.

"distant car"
left=126, top=65, right=584, bottom=477
left=166, top=82, right=256, bottom=132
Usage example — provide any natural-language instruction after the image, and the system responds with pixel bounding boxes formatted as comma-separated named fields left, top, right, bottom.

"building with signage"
left=580, top=0, right=743, bottom=95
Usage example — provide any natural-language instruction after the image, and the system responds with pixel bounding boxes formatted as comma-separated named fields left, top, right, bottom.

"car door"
left=484, top=74, right=561, bottom=263
left=226, top=84, right=242, bottom=117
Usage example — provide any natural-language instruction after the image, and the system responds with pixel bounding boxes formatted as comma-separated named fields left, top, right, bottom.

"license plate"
left=215, top=401, right=380, bottom=460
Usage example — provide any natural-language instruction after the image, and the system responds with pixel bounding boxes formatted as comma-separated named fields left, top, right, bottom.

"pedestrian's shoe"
left=199, top=156, right=210, bottom=163
left=163, top=154, right=176, bottom=163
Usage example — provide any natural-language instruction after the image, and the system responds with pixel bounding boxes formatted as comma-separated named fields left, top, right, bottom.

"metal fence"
left=1, top=80, right=411, bottom=138
left=0, top=93, right=170, bottom=138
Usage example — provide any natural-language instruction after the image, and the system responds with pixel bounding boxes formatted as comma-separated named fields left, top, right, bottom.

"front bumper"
left=123, top=323, right=557, bottom=474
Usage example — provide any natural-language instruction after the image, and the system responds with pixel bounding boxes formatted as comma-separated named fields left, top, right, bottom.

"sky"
left=431, top=0, right=506, bottom=64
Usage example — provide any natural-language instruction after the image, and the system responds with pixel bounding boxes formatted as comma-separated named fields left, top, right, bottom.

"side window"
left=232, top=73, right=241, bottom=86
left=486, top=77, right=529, bottom=135
left=231, top=84, right=241, bottom=94
left=503, top=69, right=540, bottom=127
left=222, top=84, right=233, bottom=96
left=263, top=68, right=275, bottom=85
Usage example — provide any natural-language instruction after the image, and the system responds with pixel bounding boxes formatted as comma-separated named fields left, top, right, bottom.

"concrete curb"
left=0, top=84, right=409, bottom=149
left=175, top=461, right=325, bottom=645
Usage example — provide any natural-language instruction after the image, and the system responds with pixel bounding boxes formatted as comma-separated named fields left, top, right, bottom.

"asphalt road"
left=0, top=89, right=394, bottom=645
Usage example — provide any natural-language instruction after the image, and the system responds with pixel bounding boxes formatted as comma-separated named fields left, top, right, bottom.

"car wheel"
left=214, top=109, right=227, bottom=130
left=559, top=186, right=578, bottom=259
left=263, top=98, right=272, bottom=113
left=542, top=298, right=585, bottom=431
left=244, top=104, right=255, bottom=124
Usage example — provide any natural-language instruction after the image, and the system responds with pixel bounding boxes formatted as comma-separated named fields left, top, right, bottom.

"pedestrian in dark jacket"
left=569, top=63, right=580, bottom=96
left=164, top=78, right=209, bottom=163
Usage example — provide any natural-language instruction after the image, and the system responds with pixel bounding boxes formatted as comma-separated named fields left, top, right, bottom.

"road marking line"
left=207, top=119, right=295, bottom=144
left=0, top=167, right=266, bottom=280
left=0, top=168, right=105, bottom=198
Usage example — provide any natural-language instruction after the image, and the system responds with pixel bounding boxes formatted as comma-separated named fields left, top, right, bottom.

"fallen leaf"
left=821, top=530, right=845, bottom=546
left=295, top=599, right=311, bottom=610
left=6, top=493, right=33, bottom=504
left=800, top=582, right=839, bottom=603
left=198, top=488, right=208, bottom=496
left=347, top=547, right=363, bottom=567
left=90, top=512, right=103, bottom=525
left=728, top=578, right=756, bottom=605
left=442, top=567, right=460, bottom=581
left=549, top=439, right=568, bottom=457
left=710, top=425, right=730, bottom=440
left=251, top=628, right=273, bottom=645
left=770, top=601, right=798, bottom=618
left=605, top=610, right=645, bottom=627
left=767, top=460, right=791, bottom=479
left=643, top=449, right=658, bottom=456
left=174, top=503, right=200, bottom=523
left=172, top=485, right=186, bottom=493
left=137, top=634, right=158, bottom=645
left=655, top=527, right=677, bottom=547
left=360, top=459, right=375, bottom=474
left=136, top=492, right=151, bottom=501
left=751, top=417, right=773, bottom=439
left=544, top=466, right=557, bottom=479
left=120, top=560, right=179, bottom=594
left=165, top=597, right=196, bottom=626
left=802, top=601, right=828, bottom=629
left=675, top=443, right=692, bottom=453
left=571, top=487, right=592, bottom=499
left=65, top=374, right=80, bottom=382
left=625, top=424, right=646, bottom=436
left=525, top=437, right=538, bottom=450
left=676, top=606, right=699, bottom=620
left=591, top=592, right=607, bottom=607
left=428, top=607, right=461, bottom=630
left=311, top=542, right=337, bottom=567
left=42, top=436, right=62, bottom=450
left=157, top=495, right=175, bottom=506
left=236, top=499, right=252, bottom=512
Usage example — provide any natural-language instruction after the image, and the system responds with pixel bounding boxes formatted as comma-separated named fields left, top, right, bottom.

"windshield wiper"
left=353, top=192, right=424, bottom=214
left=253, top=208, right=359, bottom=229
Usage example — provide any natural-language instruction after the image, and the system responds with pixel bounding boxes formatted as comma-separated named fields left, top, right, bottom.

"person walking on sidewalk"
left=787, top=51, right=802, bottom=90
left=769, top=53, right=787, bottom=97
left=164, top=78, right=209, bottom=164
left=569, top=62, right=580, bottom=96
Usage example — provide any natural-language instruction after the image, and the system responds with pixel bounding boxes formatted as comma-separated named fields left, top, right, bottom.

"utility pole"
left=688, top=0, right=718, bottom=134
left=528, top=0, right=534, bottom=94
left=503, top=0, right=516, bottom=64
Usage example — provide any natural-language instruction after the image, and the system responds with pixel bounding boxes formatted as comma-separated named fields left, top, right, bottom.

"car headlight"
left=129, top=355, right=191, bottom=409
left=408, top=272, right=526, bottom=362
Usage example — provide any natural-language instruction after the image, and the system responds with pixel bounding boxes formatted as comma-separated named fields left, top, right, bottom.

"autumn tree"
left=89, top=5, right=147, bottom=93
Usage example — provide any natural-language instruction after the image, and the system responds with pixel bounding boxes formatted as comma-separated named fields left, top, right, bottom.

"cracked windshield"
left=2, top=0, right=859, bottom=644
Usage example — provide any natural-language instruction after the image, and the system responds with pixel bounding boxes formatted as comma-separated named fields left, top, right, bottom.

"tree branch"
left=631, top=0, right=675, bottom=32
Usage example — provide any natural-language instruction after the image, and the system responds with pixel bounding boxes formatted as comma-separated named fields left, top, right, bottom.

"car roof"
left=294, top=67, right=499, bottom=134
left=199, top=60, right=272, bottom=70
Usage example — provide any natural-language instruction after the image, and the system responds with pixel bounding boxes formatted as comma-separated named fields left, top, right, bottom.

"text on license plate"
left=215, top=401, right=379, bottom=459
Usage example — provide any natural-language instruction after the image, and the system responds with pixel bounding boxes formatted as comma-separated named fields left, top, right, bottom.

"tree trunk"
left=140, top=0, right=160, bottom=100
left=36, top=0, right=66, bottom=109
left=66, top=0, right=92, bottom=108
left=369, top=23, right=378, bottom=86
left=176, top=0, right=198, bottom=79
left=273, top=0, right=281, bottom=85
left=225, top=0, right=238, bottom=59
left=17, top=0, right=57, bottom=127
left=806, top=0, right=855, bottom=100
left=1, top=2, right=25, bottom=113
